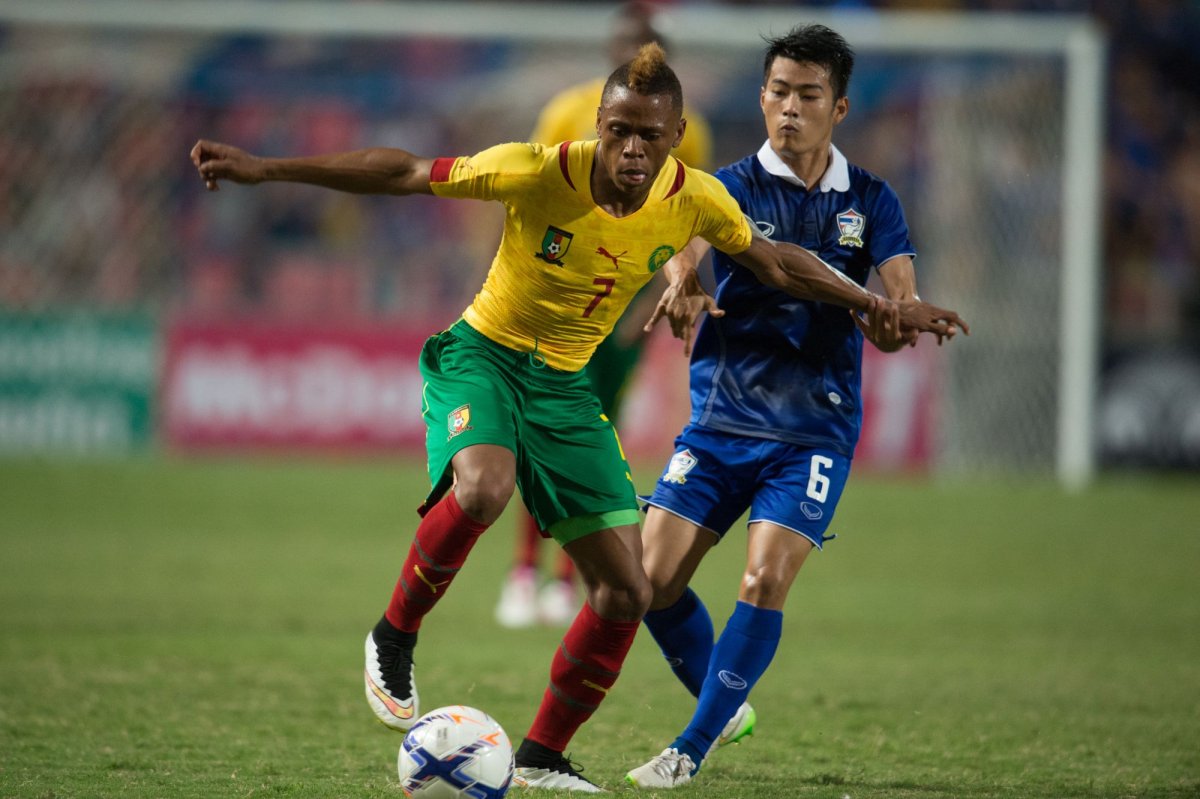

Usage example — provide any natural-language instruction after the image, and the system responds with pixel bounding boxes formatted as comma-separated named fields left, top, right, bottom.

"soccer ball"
left=397, top=705, right=514, bottom=799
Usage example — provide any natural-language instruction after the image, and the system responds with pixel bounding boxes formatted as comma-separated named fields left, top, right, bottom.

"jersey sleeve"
left=866, top=180, right=916, bottom=268
left=429, top=142, right=546, bottom=203
left=692, top=170, right=754, bottom=255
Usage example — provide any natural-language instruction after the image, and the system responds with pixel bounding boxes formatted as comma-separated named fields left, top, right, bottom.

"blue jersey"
left=688, top=142, right=915, bottom=456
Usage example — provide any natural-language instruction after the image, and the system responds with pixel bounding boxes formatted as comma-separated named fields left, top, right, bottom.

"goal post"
left=0, top=1, right=1105, bottom=485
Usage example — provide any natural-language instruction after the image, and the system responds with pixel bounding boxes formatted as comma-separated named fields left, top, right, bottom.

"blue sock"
left=673, top=601, right=782, bottom=769
left=642, top=587, right=713, bottom=698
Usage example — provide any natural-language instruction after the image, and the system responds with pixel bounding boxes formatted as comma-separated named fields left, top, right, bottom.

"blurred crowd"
left=0, top=0, right=1197, bottom=358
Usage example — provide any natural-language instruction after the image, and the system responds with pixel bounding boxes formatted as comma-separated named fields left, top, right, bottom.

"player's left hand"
left=189, top=139, right=265, bottom=191
left=852, top=296, right=918, bottom=352
left=897, top=299, right=970, bottom=345
left=644, top=270, right=724, bottom=356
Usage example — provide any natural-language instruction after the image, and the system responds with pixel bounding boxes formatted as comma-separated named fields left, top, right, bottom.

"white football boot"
left=625, top=748, right=697, bottom=790
left=709, top=701, right=756, bottom=753
left=363, top=618, right=419, bottom=731
left=512, top=754, right=606, bottom=792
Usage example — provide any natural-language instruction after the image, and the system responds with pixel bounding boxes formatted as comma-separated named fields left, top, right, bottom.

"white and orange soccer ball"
left=397, top=705, right=514, bottom=799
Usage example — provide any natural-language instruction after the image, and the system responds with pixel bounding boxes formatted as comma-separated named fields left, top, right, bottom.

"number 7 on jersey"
left=583, top=277, right=616, bottom=318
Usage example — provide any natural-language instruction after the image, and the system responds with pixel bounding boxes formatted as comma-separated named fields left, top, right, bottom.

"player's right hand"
left=190, top=140, right=264, bottom=191
left=897, top=299, right=970, bottom=344
left=644, top=270, right=724, bottom=357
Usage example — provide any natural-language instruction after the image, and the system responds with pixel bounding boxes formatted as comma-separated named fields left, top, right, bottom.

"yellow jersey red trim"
left=429, top=140, right=751, bottom=371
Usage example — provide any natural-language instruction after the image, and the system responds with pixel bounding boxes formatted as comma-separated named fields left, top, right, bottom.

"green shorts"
left=419, top=320, right=640, bottom=545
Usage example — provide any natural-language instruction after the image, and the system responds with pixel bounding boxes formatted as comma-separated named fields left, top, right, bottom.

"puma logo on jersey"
left=596, top=246, right=627, bottom=268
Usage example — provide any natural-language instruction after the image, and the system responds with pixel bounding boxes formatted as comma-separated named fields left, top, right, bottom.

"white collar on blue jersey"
left=756, top=141, right=850, bottom=192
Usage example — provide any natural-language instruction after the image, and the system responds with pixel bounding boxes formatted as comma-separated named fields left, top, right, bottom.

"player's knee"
left=587, top=573, right=653, bottom=622
left=452, top=475, right=514, bottom=525
left=739, top=566, right=790, bottom=608
left=646, top=569, right=689, bottom=611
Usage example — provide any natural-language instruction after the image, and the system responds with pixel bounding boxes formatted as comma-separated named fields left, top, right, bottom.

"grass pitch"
left=1, top=457, right=1197, bottom=798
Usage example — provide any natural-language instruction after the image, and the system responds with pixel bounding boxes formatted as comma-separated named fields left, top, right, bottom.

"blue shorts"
left=643, top=425, right=851, bottom=549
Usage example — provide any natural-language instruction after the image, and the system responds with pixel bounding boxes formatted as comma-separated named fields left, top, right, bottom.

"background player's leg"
left=495, top=513, right=543, bottom=628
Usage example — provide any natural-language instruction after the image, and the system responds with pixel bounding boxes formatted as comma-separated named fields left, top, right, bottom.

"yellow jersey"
left=530, top=77, right=713, bottom=171
left=429, top=140, right=752, bottom=371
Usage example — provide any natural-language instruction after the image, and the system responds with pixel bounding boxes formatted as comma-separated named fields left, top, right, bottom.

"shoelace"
left=377, top=638, right=414, bottom=699
left=551, top=753, right=588, bottom=778
left=650, top=751, right=694, bottom=780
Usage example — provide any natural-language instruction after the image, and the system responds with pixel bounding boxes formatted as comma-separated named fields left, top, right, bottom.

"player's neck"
left=776, top=142, right=832, bottom=191
left=589, top=169, right=651, bottom=218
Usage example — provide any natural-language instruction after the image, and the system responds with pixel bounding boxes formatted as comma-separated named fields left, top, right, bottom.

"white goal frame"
left=0, top=0, right=1105, bottom=488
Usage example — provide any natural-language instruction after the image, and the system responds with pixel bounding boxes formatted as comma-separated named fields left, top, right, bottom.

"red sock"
left=554, top=550, right=576, bottom=583
left=518, top=513, right=542, bottom=571
left=524, top=602, right=640, bottom=752
left=385, top=492, right=489, bottom=633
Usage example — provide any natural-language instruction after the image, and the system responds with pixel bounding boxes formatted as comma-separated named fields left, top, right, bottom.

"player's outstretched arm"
left=726, top=232, right=969, bottom=339
left=190, top=140, right=436, bottom=196
left=643, top=237, right=723, bottom=356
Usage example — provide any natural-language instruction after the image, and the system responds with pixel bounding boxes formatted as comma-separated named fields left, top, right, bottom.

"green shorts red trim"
left=419, top=320, right=639, bottom=545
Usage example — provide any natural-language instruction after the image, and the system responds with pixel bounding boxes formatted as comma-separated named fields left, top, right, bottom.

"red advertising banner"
left=161, top=318, right=939, bottom=469
left=161, top=320, right=429, bottom=449
left=857, top=337, right=939, bottom=471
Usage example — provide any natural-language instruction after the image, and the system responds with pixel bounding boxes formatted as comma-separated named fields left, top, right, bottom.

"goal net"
left=0, top=2, right=1103, bottom=482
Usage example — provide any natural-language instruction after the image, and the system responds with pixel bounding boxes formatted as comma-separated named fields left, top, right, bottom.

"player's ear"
left=673, top=116, right=687, bottom=149
left=833, top=95, right=849, bottom=125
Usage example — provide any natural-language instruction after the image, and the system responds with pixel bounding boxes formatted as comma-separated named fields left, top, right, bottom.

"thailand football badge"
left=836, top=208, right=865, bottom=247
left=535, top=225, right=574, bottom=266
left=447, top=404, right=472, bottom=440
left=662, top=448, right=697, bottom=485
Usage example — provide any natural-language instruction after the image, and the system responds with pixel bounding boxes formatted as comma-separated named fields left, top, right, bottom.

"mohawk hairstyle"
left=601, top=42, right=683, bottom=113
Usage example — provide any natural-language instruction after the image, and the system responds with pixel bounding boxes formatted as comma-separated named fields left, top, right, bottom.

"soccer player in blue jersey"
left=625, top=24, right=964, bottom=789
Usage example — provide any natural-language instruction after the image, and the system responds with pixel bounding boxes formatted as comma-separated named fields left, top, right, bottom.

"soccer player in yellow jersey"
left=191, top=44, right=965, bottom=791
left=497, top=0, right=716, bottom=631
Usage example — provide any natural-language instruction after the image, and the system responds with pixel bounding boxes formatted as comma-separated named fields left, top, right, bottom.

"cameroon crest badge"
left=447, top=404, right=472, bottom=440
left=535, top=226, right=574, bottom=266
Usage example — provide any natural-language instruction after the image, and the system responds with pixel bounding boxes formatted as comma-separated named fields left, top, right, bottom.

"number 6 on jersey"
left=806, top=455, right=834, bottom=503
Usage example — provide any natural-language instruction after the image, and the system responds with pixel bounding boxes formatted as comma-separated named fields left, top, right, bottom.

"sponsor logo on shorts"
left=447, top=404, right=472, bottom=439
left=717, top=670, right=747, bottom=690
left=662, top=448, right=697, bottom=485
left=754, top=219, right=776, bottom=238
left=665, top=657, right=684, bottom=667
left=837, top=208, right=865, bottom=247
left=800, top=501, right=824, bottom=521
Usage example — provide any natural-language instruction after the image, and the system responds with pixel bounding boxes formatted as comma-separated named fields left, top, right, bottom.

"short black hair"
left=762, top=24, right=855, bottom=100
left=602, top=42, right=683, bottom=114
